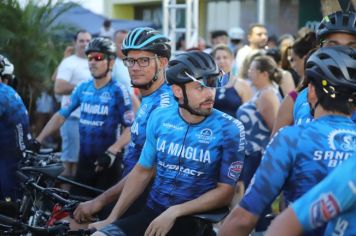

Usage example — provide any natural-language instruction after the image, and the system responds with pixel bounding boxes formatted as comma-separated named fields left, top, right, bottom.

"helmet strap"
left=178, top=84, right=207, bottom=117
left=309, top=100, right=319, bottom=117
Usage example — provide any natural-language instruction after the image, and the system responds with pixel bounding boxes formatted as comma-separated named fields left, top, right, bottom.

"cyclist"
left=0, top=55, right=32, bottom=201
left=272, top=10, right=356, bottom=136
left=0, top=55, right=15, bottom=86
left=34, top=37, right=134, bottom=196
left=266, top=157, right=356, bottom=236
left=90, top=51, right=245, bottom=236
left=219, top=46, right=356, bottom=236
left=293, top=11, right=356, bottom=125
left=73, top=27, right=175, bottom=222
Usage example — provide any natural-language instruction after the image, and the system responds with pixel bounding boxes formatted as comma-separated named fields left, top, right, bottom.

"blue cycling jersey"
left=0, top=84, right=31, bottom=200
left=352, top=111, right=356, bottom=122
left=138, top=106, right=245, bottom=213
left=293, top=88, right=313, bottom=125
left=293, top=157, right=356, bottom=236
left=240, top=115, right=355, bottom=230
left=0, top=84, right=31, bottom=159
left=122, top=83, right=175, bottom=176
left=59, top=79, right=133, bottom=161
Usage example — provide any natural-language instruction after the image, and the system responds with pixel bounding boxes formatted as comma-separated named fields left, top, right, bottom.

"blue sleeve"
left=138, top=109, right=158, bottom=168
left=240, top=127, right=297, bottom=216
left=292, top=158, right=356, bottom=231
left=117, top=84, right=134, bottom=127
left=220, top=116, right=245, bottom=186
left=58, top=83, right=82, bottom=118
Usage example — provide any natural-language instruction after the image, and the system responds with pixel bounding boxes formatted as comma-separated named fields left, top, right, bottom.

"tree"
left=0, top=0, right=78, bottom=113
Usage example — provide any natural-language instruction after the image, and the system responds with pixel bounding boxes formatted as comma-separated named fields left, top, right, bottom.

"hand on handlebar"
left=94, top=151, right=122, bottom=172
left=27, top=139, right=41, bottom=153
left=73, top=200, right=99, bottom=223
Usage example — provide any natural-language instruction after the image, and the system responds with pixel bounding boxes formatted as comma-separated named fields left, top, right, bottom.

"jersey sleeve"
left=117, top=84, right=134, bottom=127
left=292, top=158, right=356, bottom=231
left=137, top=109, right=159, bottom=168
left=58, top=83, right=82, bottom=118
left=219, top=117, right=245, bottom=186
left=240, top=127, right=298, bottom=216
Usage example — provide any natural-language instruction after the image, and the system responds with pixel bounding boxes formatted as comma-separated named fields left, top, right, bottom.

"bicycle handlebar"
left=16, top=171, right=78, bottom=211
left=0, top=213, right=95, bottom=235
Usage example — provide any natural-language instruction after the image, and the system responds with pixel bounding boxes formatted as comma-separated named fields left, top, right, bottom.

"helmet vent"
left=342, top=15, right=348, bottom=26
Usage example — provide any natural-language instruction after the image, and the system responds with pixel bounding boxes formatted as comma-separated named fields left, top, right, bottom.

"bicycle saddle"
left=191, top=206, right=230, bottom=223
left=21, top=164, right=64, bottom=178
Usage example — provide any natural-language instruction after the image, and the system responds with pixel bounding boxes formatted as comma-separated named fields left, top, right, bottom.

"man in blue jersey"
left=0, top=55, right=32, bottom=201
left=34, top=37, right=134, bottom=196
left=266, top=157, right=356, bottom=236
left=90, top=51, right=245, bottom=236
left=293, top=10, right=356, bottom=125
left=219, top=46, right=356, bottom=236
left=73, top=28, right=174, bottom=222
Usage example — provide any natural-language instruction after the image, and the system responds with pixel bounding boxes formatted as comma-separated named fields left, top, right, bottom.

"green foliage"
left=0, top=0, right=78, bottom=111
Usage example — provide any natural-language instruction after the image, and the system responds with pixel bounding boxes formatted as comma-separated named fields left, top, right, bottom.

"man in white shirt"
left=235, top=24, right=268, bottom=77
left=112, top=30, right=132, bottom=94
left=55, top=30, right=92, bottom=179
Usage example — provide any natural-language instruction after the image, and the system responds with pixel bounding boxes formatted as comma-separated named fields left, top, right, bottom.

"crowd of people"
left=0, top=9, right=355, bottom=236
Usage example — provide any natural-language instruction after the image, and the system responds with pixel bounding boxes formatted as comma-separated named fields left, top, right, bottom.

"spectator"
left=100, top=19, right=115, bottom=40
left=54, top=30, right=92, bottom=179
left=235, top=24, right=268, bottom=78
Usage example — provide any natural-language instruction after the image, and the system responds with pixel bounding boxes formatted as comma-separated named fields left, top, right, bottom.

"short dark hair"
left=310, top=78, right=353, bottom=115
left=247, top=23, right=266, bottom=35
left=211, top=30, right=228, bottom=39
left=74, top=30, right=90, bottom=41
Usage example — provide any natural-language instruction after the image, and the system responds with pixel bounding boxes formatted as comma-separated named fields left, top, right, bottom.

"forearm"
left=108, top=127, right=131, bottom=154
left=219, top=205, right=258, bottom=236
left=265, top=208, right=302, bottom=236
left=171, top=183, right=234, bottom=218
left=94, top=176, right=127, bottom=209
left=107, top=164, right=153, bottom=221
left=54, top=79, right=75, bottom=95
left=37, top=113, right=65, bottom=143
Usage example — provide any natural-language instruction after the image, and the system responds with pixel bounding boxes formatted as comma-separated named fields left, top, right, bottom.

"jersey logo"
left=328, top=129, right=356, bottom=152
left=228, top=161, right=243, bottom=181
left=123, top=110, right=134, bottom=124
left=99, top=92, right=112, bottom=103
left=310, top=193, right=341, bottom=227
left=196, top=128, right=214, bottom=144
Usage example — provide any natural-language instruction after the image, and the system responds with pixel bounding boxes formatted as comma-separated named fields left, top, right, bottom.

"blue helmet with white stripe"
left=122, top=27, right=171, bottom=59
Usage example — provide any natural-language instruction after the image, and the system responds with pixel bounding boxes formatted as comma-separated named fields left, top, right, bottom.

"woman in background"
left=211, top=44, right=252, bottom=117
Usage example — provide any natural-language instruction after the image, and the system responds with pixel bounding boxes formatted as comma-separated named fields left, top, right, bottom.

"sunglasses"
left=87, top=53, right=107, bottom=62
left=184, top=70, right=229, bottom=88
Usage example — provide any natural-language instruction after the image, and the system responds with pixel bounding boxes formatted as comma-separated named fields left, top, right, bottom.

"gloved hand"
left=27, top=139, right=41, bottom=153
left=95, top=150, right=122, bottom=170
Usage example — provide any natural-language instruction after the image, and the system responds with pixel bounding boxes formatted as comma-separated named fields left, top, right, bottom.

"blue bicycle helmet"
left=122, top=27, right=171, bottom=59
left=317, top=11, right=356, bottom=41
left=306, top=46, right=356, bottom=97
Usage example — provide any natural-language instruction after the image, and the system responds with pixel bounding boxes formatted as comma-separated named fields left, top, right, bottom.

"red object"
left=47, top=204, right=69, bottom=226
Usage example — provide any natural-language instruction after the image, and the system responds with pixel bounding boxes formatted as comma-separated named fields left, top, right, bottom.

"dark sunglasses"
left=87, top=53, right=107, bottom=62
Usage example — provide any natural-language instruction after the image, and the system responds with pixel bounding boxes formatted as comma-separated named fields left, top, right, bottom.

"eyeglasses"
left=123, top=56, right=158, bottom=68
left=184, top=70, right=229, bottom=88
left=87, top=53, right=107, bottom=62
